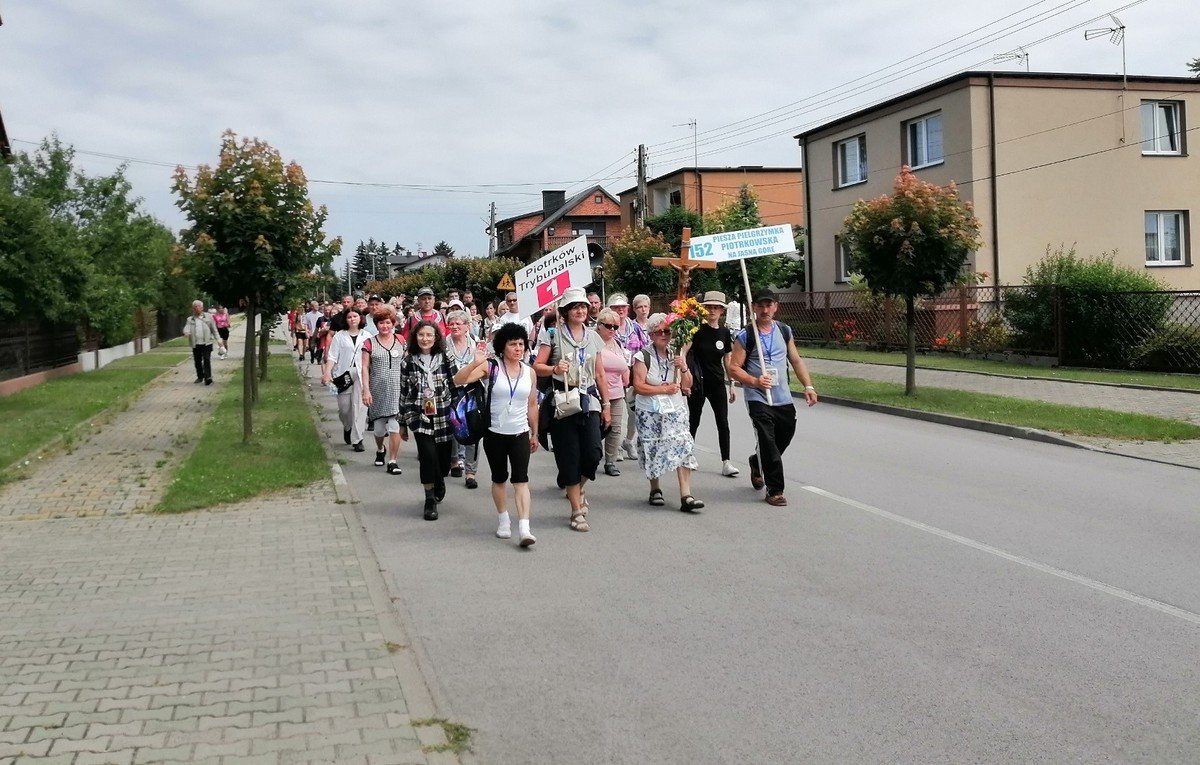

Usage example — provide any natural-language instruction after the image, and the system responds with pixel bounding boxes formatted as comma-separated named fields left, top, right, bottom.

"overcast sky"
left=2, top=0, right=1195, bottom=268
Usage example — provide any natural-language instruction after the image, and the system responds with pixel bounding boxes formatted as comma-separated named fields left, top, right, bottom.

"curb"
left=802, top=391, right=1200, bottom=472
left=301, top=360, right=472, bottom=765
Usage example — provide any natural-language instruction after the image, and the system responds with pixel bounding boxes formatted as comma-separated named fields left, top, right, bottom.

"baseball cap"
left=606, top=293, right=629, bottom=307
left=417, top=287, right=435, bottom=297
left=367, top=294, right=382, bottom=302
left=752, top=288, right=779, bottom=304
left=447, top=299, right=464, bottom=309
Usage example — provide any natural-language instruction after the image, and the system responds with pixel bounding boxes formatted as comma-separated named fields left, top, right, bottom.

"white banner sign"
left=688, top=224, right=796, bottom=263
left=514, top=235, right=592, bottom=316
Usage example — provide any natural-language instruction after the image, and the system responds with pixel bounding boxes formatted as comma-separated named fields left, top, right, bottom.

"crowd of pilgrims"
left=289, top=281, right=817, bottom=548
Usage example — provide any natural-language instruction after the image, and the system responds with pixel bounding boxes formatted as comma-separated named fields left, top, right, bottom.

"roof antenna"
left=1085, top=14, right=1126, bottom=89
left=992, top=46, right=1030, bottom=72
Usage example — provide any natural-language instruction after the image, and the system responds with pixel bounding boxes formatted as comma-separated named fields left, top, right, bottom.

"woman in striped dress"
left=359, top=306, right=405, bottom=475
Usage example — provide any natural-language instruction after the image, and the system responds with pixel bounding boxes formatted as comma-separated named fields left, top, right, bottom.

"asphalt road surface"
left=311, top=378, right=1200, bottom=764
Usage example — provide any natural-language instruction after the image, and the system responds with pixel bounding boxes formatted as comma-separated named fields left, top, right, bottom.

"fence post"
left=959, top=285, right=969, bottom=341
left=1055, top=285, right=1066, bottom=366
left=823, top=292, right=831, bottom=342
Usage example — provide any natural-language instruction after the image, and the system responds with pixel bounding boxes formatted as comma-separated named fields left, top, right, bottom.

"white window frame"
left=835, top=238, right=858, bottom=283
left=1144, top=210, right=1187, bottom=266
left=836, top=134, right=867, bottom=187
left=1140, top=101, right=1183, bottom=156
left=906, top=112, right=944, bottom=169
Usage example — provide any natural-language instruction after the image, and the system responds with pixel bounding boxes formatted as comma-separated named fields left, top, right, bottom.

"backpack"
left=449, top=359, right=498, bottom=446
left=738, top=322, right=793, bottom=372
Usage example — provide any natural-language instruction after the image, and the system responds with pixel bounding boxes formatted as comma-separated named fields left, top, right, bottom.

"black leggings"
left=413, top=433, right=452, bottom=486
left=482, top=430, right=531, bottom=484
left=549, top=411, right=602, bottom=488
left=688, top=379, right=731, bottom=460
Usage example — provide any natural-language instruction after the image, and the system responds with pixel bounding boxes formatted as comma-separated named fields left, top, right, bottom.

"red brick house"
left=494, top=185, right=624, bottom=266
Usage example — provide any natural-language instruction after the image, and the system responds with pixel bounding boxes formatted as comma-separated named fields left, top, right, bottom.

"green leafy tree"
left=433, top=240, right=455, bottom=259
left=0, top=181, right=86, bottom=321
left=603, top=226, right=676, bottom=298
left=646, top=205, right=705, bottom=253
left=841, top=168, right=982, bottom=394
left=173, top=130, right=335, bottom=441
left=697, top=185, right=804, bottom=308
left=1188, top=57, right=1200, bottom=76
left=368, top=257, right=525, bottom=307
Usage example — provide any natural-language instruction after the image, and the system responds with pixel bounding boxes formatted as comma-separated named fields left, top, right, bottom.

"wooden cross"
left=651, top=227, right=716, bottom=301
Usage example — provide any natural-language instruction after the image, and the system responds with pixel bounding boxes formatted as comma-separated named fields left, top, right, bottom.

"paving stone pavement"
left=806, top=358, right=1200, bottom=469
left=1, top=324, right=439, bottom=764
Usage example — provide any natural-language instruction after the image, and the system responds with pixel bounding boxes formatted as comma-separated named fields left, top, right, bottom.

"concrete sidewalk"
left=805, top=357, right=1200, bottom=470
left=0, top=324, right=451, bottom=764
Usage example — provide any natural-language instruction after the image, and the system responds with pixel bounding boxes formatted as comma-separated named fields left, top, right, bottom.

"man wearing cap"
left=728, top=288, right=818, bottom=507
left=362, top=294, right=384, bottom=337
left=687, top=291, right=741, bottom=477
left=401, top=287, right=448, bottom=340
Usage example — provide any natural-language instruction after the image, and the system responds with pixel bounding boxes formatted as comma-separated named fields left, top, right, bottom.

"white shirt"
left=492, top=311, right=533, bottom=336
left=488, top=361, right=534, bottom=435
left=327, top=330, right=367, bottom=379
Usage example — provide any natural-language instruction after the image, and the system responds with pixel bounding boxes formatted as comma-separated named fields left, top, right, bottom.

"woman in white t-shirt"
left=454, top=322, right=540, bottom=547
left=321, top=307, right=368, bottom=452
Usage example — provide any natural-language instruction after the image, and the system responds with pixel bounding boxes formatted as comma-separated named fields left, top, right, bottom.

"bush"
left=1004, top=246, right=1170, bottom=366
left=1132, top=324, right=1200, bottom=372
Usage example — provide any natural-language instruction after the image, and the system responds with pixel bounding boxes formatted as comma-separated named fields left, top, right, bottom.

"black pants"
left=688, top=379, right=732, bottom=460
left=413, top=433, right=452, bottom=486
left=748, top=401, right=797, bottom=496
left=191, top=344, right=213, bottom=382
left=483, top=430, right=531, bottom=485
left=549, top=411, right=602, bottom=488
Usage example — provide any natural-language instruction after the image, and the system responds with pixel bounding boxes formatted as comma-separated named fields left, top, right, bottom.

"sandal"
left=570, top=508, right=590, bottom=532
left=679, top=495, right=705, bottom=513
left=648, top=489, right=665, bottom=506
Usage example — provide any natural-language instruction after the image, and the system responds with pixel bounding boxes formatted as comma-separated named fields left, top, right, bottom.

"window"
left=835, top=238, right=858, bottom=283
left=906, top=113, right=944, bottom=168
left=571, top=221, right=607, bottom=237
left=669, top=189, right=683, bottom=207
left=1141, top=101, right=1183, bottom=155
left=595, top=194, right=603, bottom=204
left=1145, top=211, right=1187, bottom=265
left=836, top=135, right=867, bottom=187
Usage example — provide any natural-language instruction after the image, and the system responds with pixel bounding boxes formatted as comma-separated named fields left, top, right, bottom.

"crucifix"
left=651, top=227, right=716, bottom=301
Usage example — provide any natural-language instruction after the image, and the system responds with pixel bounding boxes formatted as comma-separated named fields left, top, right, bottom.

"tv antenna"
left=1085, top=14, right=1126, bottom=88
left=992, top=46, right=1030, bottom=72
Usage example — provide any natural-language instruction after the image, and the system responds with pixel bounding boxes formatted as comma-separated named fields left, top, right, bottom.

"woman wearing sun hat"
left=533, top=286, right=612, bottom=532
left=686, top=291, right=740, bottom=477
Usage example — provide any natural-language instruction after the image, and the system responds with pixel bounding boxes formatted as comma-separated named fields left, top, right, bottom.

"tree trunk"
left=258, top=318, right=270, bottom=383
left=243, top=299, right=256, bottom=443
left=905, top=295, right=917, bottom=396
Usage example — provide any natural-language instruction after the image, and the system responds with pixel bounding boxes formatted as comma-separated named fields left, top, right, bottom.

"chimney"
left=542, top=190, right=566, bottom=218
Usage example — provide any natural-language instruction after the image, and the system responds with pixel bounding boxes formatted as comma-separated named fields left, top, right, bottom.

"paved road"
left=309, top=374, right=1200, bottom=764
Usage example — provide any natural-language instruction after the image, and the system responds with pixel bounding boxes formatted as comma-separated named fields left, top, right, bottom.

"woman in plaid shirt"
left=399, top=320, right=457, bottom=521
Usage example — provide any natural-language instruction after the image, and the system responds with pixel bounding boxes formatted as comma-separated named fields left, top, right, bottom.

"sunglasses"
left=652, top=329, right=673, bottom=336
left=506, top=299, right=517, bottom=303
left=598, top=322, right=619, bottom=330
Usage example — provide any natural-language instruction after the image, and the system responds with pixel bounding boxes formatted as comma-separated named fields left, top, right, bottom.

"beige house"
left=797, top=71, right=1200, bottom=292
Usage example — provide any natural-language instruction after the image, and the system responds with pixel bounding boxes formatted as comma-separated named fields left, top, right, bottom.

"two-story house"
left=616, top=165, right=805, bottom=232
left=797, top=71, right=1200, bottom=292
left=494, top=185, right=623, bottom=268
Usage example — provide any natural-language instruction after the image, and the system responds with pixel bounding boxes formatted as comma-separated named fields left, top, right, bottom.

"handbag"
left=332, top=370, right=353, bottom=393
left=552, top=329, right=584, bottom=419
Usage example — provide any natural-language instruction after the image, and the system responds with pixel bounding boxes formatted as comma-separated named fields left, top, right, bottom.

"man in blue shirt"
left=729, top=289, right=818, bottom=507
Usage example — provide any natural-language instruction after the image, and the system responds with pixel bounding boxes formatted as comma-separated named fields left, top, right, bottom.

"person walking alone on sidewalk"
left=399, top=321, right=456, bottom=521
left=728, top=289, right=818, bottom=507
left=359, top=306, right=405, bottom=475
left=686, top=291, right=740, bottom=478
left=184, top=300, right=218, bottom=386
left=322, top=307, right=368, bottom=453
left=632, top=313, right=704, bottom=513
left=454, top=322, right=540, bottom=546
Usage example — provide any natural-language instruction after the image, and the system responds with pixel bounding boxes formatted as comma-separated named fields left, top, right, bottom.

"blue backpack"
left=449, top=360, right=497, bottom=445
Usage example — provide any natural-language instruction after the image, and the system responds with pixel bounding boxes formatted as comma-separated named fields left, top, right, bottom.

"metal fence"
left=665, top=285, right=1200, bottom=373
left=0, top=321, right=80, bottom=382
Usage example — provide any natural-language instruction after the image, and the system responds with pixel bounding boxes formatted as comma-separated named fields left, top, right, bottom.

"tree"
left=646, top=205, right=705, bottom=253
left=841, top=168, right=982, bottom=394
left=603, top=226, right=676, bottom=298
left=1188, top=57, right=1200, bottom=76
left=173, top=131, right=334, bottom=441
left=699, top=185, right=804, bottom=309
left=433, top=240, right=455, bottom=259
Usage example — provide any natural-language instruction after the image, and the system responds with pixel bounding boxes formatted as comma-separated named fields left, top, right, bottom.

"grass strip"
left=0, top=366, right=170, bottom=480
left=157, top=361, right=327, bottom=512
left=106, top=352, right=192, bottom=369
left=796, top=345, right=1200, bottom=391
left=157, top=335, right=191, bottom=348
left=797, top=376, right=1200, bottom=442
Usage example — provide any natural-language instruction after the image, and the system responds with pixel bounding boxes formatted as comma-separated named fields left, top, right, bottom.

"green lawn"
left=798, top=376, right=1200, bottom=442
left=157, top=335, right=191, bottom=348
left=0, top=366, right=169, bottom=479
left=796, top=345, right=1200, bottom=391
left=106, top=351, right=192, bottom=369
left=157, top=361, right=328, bottom=512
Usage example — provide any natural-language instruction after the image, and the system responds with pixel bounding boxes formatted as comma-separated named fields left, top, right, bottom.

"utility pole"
left=635, top=144, right=648, bottom=229
left=487, top=202, right=497, bottom=258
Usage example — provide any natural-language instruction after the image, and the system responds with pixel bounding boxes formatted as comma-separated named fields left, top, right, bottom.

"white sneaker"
left=496, top=521, right=512, bottom=539
left=622, top=441, right=637, bottom=461
left=721, top=460, right=741, bottom=477
left=519, top=530, right=536, bottom=547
